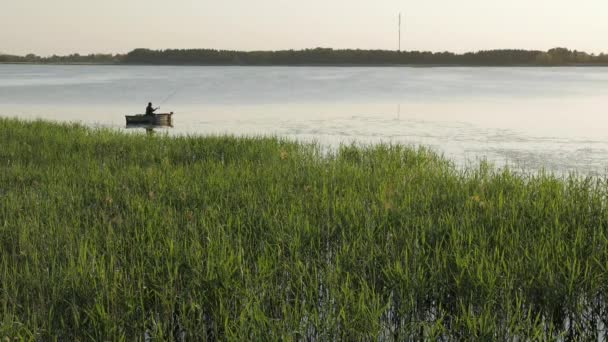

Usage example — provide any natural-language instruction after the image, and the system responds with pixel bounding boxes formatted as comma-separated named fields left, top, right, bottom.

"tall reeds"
left=1, top=118, right=607, bottom=340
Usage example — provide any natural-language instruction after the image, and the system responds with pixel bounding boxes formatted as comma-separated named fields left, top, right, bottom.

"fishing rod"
left=156, top=89, right=180, bottom=109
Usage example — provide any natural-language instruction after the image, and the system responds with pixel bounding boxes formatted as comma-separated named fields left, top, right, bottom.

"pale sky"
left=1, top=0, right=607, bottom=56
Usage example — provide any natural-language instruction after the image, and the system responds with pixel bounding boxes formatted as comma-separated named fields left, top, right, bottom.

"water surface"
left=2, top=64, right=608, bottom=175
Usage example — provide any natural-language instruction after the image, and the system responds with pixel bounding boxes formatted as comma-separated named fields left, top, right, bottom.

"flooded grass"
left=1, top=118, right=608, bottom=340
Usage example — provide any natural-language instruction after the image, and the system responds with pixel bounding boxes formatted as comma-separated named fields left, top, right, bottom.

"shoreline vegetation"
left=2, top=47, right=608, bottom=66
left=2, top=118, right=608, bottom=339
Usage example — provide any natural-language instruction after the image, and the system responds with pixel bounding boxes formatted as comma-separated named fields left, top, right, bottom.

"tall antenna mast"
left=398, top=12, right=401, bottom=52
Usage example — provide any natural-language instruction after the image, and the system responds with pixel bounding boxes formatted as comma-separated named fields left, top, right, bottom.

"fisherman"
left=145, top=102, right=158, bottom=116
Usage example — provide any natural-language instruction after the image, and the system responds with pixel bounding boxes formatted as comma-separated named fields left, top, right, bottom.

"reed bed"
left=1, top=118, right=608, bottom=340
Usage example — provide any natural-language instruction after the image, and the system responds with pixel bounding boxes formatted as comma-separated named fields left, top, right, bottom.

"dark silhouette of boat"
left=125, top=112, right=174, bottom=127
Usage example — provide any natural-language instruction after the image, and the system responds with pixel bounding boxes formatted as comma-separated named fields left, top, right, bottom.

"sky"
left=1, top=0, right=607, bottom=56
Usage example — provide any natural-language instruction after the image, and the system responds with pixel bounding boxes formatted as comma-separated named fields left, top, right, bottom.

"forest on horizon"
left=1, top=47, right=608, bottom=66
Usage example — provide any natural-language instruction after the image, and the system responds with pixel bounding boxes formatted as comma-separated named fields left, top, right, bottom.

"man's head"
left=148, top=102, right=152, bottom=106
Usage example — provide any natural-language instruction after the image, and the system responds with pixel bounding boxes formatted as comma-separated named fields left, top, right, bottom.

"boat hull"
left=125, top=113, right=173, bottom=127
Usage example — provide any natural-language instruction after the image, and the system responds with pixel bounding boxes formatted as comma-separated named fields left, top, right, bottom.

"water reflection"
left=125, top=123, right=173, bottom=135
left=3, top=65, right=608, bottom=175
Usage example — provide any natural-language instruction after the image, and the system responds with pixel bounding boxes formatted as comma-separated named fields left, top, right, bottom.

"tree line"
left=2, top=48, right=608, bottom=66
left=0, top=53, right=121, bottom=64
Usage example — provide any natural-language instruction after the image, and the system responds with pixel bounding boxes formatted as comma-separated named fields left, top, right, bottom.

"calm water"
left=2, top=64, right=608, bottom=175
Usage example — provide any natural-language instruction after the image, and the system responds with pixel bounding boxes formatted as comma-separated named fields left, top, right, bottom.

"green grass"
left=1, top=118, right=608, bottom=340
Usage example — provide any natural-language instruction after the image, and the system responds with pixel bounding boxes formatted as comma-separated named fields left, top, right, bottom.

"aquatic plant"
left=1, top=118, right=607, bottom=340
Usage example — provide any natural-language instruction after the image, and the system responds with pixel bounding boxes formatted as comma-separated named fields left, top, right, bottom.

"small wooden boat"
left=125, top=112, right=174, bottom=126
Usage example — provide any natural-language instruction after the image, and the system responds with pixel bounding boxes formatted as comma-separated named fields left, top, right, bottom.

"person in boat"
left=145, top=102, right=158, bottom=116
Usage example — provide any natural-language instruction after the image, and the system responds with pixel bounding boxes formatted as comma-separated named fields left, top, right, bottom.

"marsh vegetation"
left=1, top=118, right=608, bottom=340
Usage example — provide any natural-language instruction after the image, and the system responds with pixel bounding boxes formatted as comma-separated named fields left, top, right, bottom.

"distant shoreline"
left=3, top=47, right=608, bottom=67
left=3, top=62, right=608, bottom=67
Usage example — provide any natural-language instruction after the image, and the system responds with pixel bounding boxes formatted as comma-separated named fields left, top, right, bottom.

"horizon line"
left=2, top=46, right=606, bottom=58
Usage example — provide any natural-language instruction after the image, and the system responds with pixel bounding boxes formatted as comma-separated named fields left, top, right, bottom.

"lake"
left=2, top=64, right=608, bottom=175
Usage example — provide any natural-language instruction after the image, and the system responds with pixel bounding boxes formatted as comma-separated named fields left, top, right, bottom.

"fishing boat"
left=125, top=112, right=174, bottom=127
